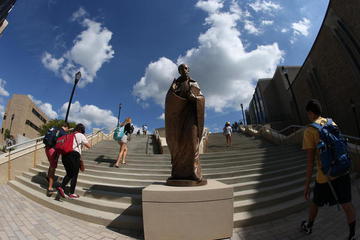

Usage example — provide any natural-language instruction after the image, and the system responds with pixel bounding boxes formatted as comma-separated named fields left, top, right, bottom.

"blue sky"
left=0, top=0, right=329, bottom=133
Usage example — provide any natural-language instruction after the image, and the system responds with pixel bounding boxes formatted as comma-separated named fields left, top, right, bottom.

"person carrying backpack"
left=223, top=122, right=232, bottom=147
left=56, top=123, right=91, bottom=199
left=301, top=99, right=356, bottom=240
left=114, top=117, right=134, bottom=167
left=43, top=122, right=69, bottom=197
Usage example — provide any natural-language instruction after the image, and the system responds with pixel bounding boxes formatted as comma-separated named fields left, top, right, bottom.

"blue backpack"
left=43, top=127, right=60, bottom=148
left=113, top=125, right=125, bottom=141
left=310, top=118, right=351, bottom=177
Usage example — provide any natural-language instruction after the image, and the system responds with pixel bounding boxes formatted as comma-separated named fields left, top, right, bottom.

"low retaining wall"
left=240, top=125, right=360, bottom=173
left=0, top=131, right=111, bottom=184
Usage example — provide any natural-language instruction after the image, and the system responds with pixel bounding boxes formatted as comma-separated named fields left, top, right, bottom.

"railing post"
left=7, top=149, right=11, bottom=181
left=33, top=140, right=38, bottom=168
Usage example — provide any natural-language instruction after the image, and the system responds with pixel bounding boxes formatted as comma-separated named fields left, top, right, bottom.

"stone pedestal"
left=142, top=180, right=233, bottom=240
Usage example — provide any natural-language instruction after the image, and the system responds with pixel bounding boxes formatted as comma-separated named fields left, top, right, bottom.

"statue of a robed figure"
left=165, top=64, right=207, bottom=186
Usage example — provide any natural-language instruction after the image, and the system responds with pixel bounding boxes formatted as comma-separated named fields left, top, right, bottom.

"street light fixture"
left=9, top=113, right=14, bottom=136
left=240, top=103, right=246, bottom=125
left=281, top=66, right=302, bottom=124
left=117, top=103, right=122, bottom=126
left=65, top=71, right=81, bottom=123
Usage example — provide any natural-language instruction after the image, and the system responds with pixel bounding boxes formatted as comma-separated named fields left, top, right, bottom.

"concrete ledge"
left=142, top=180, right=233, bottom=240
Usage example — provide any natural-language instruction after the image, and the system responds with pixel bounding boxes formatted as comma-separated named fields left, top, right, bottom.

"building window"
left=1, top=128, right=3, bottom=134
left=32, top=108, right=47, bottom=124
left=25, top=119, right=40, bottom=132
left=23, top=133, right=25, bottom=136
left=3, top=115, right=6, bottom=120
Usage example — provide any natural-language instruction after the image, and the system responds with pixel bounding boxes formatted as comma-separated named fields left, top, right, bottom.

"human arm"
left=302, top=128, right=316, bottom=200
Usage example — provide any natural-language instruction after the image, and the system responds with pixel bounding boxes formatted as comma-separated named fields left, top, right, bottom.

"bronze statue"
left=165, top=64, right=207, bottom=186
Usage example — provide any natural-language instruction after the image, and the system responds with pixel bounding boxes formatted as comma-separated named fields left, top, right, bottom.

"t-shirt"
left=224, top=126, right=232, bottom=135
left=73, top=132, right=89, bottom=155
left=302, top=116, right=337, bottom=184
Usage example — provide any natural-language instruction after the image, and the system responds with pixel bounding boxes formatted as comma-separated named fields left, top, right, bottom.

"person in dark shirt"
left=45, top=122, right=69, bottom=196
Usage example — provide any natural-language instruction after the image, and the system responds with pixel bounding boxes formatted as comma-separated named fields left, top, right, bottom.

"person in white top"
left=223, top=122, right=232, bottom=147
left=57, top=123, right=91, bottom=199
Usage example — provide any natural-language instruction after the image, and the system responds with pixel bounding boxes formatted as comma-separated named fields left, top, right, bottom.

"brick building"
left=1, top=94, right=49, bottom=145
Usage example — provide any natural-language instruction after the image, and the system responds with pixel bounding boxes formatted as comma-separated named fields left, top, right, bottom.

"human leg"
left=115, top=142, right=124, bottom=167
left=121, top=144, right=128, bottom=164
left=68, top=152, right=81, bottom=194
left=45, top=148, right=59, bottom=191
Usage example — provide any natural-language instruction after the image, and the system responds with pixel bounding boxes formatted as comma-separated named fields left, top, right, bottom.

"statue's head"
left=178, top=64, right=189, bottom=77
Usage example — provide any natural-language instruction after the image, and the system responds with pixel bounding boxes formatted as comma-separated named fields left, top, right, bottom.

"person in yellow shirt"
left=301, top=99, right=356, bottom=240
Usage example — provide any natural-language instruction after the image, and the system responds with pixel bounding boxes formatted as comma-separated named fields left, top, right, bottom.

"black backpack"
left=43, top=127, right=61, bottom=148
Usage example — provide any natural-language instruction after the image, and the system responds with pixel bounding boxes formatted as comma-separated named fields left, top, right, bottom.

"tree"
left=38, top=119, right=77, bottom=136
left=4, top=129, right=10, bottom=139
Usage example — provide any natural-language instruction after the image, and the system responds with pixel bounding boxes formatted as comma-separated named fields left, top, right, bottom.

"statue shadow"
left=93, top=155, right=116, bottom=167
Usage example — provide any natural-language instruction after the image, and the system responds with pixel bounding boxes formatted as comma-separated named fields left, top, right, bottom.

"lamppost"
left=9, top=114, right=14, bottom=136
left=240, top=103, right=246, bottom=125
left=65, top=71, right=81, bottom=123
left=117, top=103, right=122, bottom=126
left=350, top=98, right=360, bottom=137
left=281, top=66, right=302, bottom=124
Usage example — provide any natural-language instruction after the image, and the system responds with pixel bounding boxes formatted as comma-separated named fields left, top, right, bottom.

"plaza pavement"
left=1, top=179, right=360, bottom=240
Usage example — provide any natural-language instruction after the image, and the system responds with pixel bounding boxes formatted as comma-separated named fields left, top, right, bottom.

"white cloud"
left=249, top=0, right=282, bottom=13
left=28, top=95, right=58, bottom=119
left=42, top=8, right=114, bottom=87
left=71, top=7, right=87, bottom=21
left=60, top=101, right=118, bottom=131
left=133, top=0, right=283, bottom=112
left=0, top=79, right=9, bottom=97
left=41, top=52, right=64, bottom=72
left=158, top=113, right=165, bottom=120
left=292, top=17, right=311, bottom=36
left=244, top=20, right=261, bottom=35
left=281, top=28, right=288, bottom=33
left=261, top=20, right=274, bottom=25
left=0, top=104, right=5, bottom=118
left=196, top=0, right=223, bottom=13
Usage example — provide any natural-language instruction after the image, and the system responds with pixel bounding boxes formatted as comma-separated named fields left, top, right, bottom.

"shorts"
left=313, top=174, right=352, bottom=206
left=119, top=135, right=128, bottom=144
left=45, top=147, right=60, bottom=168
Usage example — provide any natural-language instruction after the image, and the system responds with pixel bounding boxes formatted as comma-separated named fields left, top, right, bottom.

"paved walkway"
left=1, top=180, right=360, bottom=240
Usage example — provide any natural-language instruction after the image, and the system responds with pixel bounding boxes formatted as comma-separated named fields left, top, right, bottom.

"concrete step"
left=82, top=145, right=301, bottom=159
left=12, top=175, right=142, bottom=215
left=37, top=157, right=306, bottom=180
left=79, top=153, right=305, bottom=170
left=40, top=154, right=306, bottom=175
left=81, top=148, right=304, bottom=163
left=8, top=180, right=144, bottom=234
left=233, top=197, right=306, bottom=227
left=17, top=173, right=143, bottom=204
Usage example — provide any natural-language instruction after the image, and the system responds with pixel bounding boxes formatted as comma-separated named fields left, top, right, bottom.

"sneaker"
left=46, top=189, right=56, bottom=197
left=56, top=187, right=66, bottom=198
left=300, top=221, right=312, bottom=235
left=68, top=194, right=80, bottom=199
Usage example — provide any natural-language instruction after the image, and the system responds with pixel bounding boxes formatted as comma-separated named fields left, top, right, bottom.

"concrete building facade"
left=248, top=0, right=360, bottom=136
left=0, top=94, right=49, bottom=144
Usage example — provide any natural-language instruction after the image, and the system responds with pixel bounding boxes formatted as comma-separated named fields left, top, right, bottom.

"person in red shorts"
left=44, top=122, right=69, bottom=196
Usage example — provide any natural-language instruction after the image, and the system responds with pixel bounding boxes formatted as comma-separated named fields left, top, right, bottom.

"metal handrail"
left=278, top=125, right=304, bottom=133
left=5, top=136, right=44, bottom=150
left=248, top=123, right=360, bottom=145
left=5, top=128, right=108, bottom=151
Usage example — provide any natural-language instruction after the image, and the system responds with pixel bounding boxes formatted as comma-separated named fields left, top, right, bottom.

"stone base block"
left=142, top=180, right=233, bottom=240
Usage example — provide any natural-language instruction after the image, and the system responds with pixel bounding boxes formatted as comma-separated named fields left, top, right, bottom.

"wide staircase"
left=8, top=133, right=307, bottom=237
